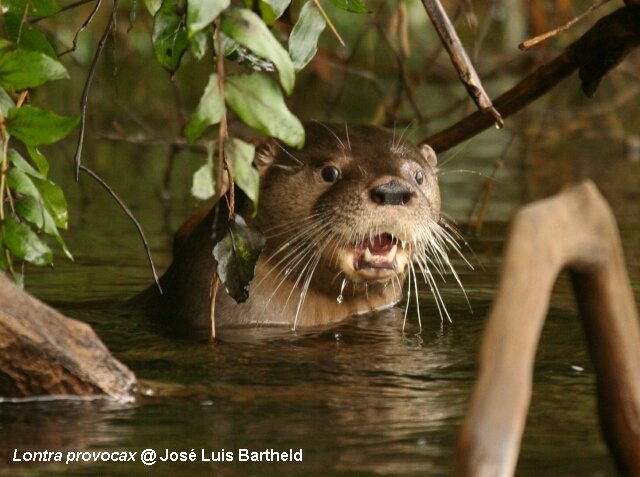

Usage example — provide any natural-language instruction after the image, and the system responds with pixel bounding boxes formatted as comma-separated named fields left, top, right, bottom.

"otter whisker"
left=410, top=260, right=422, bottom=331
left=402, top=260, right=412, bottom=333
left=311, top=120, right=347, bottom=151
left=273, top=141, right=304, bottom=167
left=344, top=124, right=351, bottom=151
left=255, top=219, right=334, bottom=292
left=437, top=169, right=503, bottom=182
left=293, top=253, right=322, bottom=330
left=256, top=218, right=330, bottom=288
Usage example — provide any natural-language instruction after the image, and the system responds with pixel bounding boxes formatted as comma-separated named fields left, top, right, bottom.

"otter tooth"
left=386, top=244, right=398, bottom=261
left=363, top=248, right=373, bottom=262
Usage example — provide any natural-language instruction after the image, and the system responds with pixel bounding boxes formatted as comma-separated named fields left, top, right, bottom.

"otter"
left=137, top=122, right=459, bottom=338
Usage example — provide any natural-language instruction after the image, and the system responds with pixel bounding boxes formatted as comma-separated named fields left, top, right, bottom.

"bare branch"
left=74, top=0, right=120, bottom=181
left=79, top=165, right=163, bottom=294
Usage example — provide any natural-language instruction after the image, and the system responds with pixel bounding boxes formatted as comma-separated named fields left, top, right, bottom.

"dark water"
left=2, top=132, right=638, bottom=477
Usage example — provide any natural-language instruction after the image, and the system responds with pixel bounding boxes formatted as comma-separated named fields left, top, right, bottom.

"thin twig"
left=31, top=0, right=99, bottom=23
left=79, top=165, right=163, bottom=294
left=74, top=0, right=120, bottom=181
left=312, top=0, right=345, bottom=46
left=58, top=0, right=103, bottom=56
left=519, top=0, right=612, bottom=51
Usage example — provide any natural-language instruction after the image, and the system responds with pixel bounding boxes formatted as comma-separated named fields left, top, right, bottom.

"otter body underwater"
left=136, top=122, right=463, bottom=338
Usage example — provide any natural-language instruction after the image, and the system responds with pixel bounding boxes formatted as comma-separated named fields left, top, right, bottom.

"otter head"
left=254, top=122, right=443, bottom=303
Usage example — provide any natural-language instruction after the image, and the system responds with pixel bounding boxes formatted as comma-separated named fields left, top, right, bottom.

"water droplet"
left=284, top=267, right=292, bottom=276
left=333, top=332, right=341, bottom=341
left=336, top=294, right=344, bottom=304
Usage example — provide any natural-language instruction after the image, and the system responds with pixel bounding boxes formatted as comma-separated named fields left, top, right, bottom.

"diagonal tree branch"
left=423, top=6, right=640, bottom=153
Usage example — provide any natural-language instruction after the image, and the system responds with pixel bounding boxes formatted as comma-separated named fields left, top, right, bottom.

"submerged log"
left=0, top=273, right=135, bottom=400
left=456, top=181, right=640, bottom=476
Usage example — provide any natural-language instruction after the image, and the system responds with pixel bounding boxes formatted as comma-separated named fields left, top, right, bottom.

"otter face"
left=256, top=122, right=446, bottom=291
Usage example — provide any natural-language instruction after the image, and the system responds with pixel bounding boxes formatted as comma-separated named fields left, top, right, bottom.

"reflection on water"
left=2, top=127, right=638, bottom=476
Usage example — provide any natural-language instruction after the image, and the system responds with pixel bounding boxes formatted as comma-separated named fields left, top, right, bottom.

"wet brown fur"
left=135, top=122, right=441, bottom=338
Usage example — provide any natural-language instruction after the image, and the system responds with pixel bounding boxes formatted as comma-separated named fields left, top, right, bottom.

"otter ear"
left=420, top=144, right=437, bottom=169
left=251, top=137, right=280, bottom=175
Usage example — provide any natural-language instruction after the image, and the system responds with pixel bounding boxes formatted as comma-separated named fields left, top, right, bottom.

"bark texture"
left=0, top=273, right=135, bottom=400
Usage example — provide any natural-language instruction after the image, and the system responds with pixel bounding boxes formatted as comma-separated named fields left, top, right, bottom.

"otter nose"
left=370, top=180, right=413, bottom=206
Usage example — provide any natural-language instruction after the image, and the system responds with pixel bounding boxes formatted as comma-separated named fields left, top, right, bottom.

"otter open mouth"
left=354, top=233, right=398, bottom=271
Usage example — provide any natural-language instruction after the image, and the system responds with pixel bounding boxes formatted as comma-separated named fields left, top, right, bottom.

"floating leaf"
left=213, top=214, right=266, bottom=303
left=152, top=0, right=189, bottom=72
left=289, top=1, right=326, bottom=71
left=225, top=73, right=304, bottom=147
left=6, top=106, right=79, bottom=147
left=225, top=138, right=258, bottom=205
left=3, top=13, right=57, bottom=58
left=191, top=142, right=217, bottom=200
left=328, top=0, right=369, bottom=13
left=221, top=8, right=295, bottom=94
left=186, top=0, right=229, bottom=37
left=0, top=49, right=68, bottom=92
left=185, top=73, right=224, bottom=143
left=2, top=217, right=53, bottom=266
left=3, top=0, right=61, bottom=18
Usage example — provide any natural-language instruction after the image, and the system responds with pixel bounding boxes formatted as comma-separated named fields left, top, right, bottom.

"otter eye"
left=414, top=170, right=424, bottom=185
left=321, top=166, right=341, bottom=183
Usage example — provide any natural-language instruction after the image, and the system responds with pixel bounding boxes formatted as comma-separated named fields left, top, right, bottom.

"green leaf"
left=6, top=106, right=79, bottom=147
left=0, top=49, right=68, bottom=92
left=6, top=163, right=68, bottom=229
left=152, top=0, right=189, bottom=72
left=328, top=0, right=369, bottom=13
left=221, top=8, right=295, bottom=94
left=185, top=73, right=224, bottom=143
left=7, top=167, right=41, bottom=198
left=2, top=217, right=53, bottom=266
left=129, top=0, right=138, bottom=26
left=191, top=142, right=217, bottom=200
left=30, top=176, right=68, bottom=229
left=3, top=0, right=61, bottom=18
left=3, top=13, right=57, bottom=58
left=0, top=242, right=7, bottom=270
left=213, top=214, right=265, bottom=303
left=0, top=39, right=13, bottom=53
left=27, top=146, right=50, bottom=177
left=258, top=0, right=290, bottom=24
left=14, top=197, right=72, bottom=260
left=8, top=148, right=43, bottom=178
left=225, top=138, right=258, bottom=206
left=225, top=73, right=304, bottom=147
left=289, top=1, right=326, bottom=71
left=189, top=28, right=209, bottom=60
left=144, top=0, right=162, bottom=15
left=0, top=88, right=16, bottom=118
left=186, top=0, right=229, bottom=37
